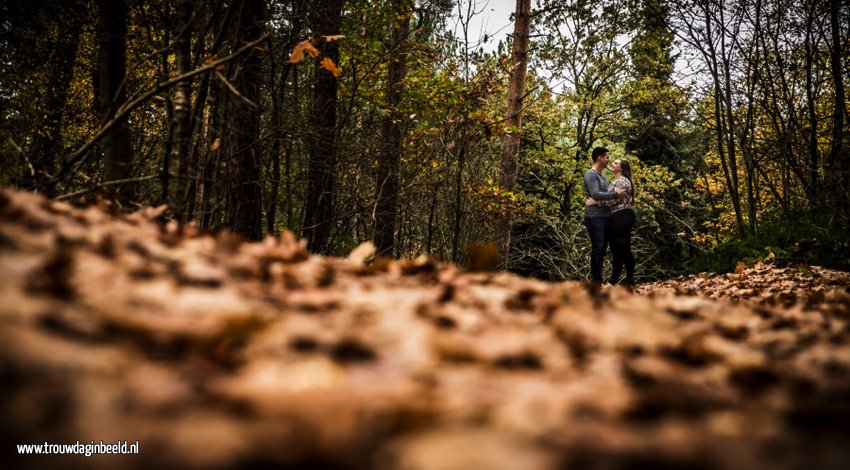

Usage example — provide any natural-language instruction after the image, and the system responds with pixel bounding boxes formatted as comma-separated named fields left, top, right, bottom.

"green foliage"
left=688, top=209, right=850, bottom=274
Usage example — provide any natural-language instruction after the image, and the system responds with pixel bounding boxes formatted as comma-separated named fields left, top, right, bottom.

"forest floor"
left=1, top=188, right=849, bottom=469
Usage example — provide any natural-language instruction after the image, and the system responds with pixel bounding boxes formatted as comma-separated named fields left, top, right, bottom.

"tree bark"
left=374, top=1, right=412, bottom=257
left=169, top=0, right=195, bottom=222
left=201, top=81, right=222, bottom=231
left=96, top=0, right=134, bottom=203
left=828, top=0, right=847, bottom=208
left=303, top=0, right=343, bottom=253
left=223, top=0, right=266, bottom=241
left=803, top=0, right=820, bottom=205
left=495, top=0, right=531, bottom=266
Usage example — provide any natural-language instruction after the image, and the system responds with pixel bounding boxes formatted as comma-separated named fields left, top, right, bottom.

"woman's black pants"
left=610, top=208, right=635, bottom=284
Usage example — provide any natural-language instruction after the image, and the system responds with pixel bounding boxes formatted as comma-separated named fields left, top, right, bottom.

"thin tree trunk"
left=169, top=0, right=195, bottom=222
left=374, top=1, right=411, bottom=257
left=804, top=0, right=820, bottom=205
left=201, top=75, right=222, bottom=231
left=286, top=65, right=296, bottom=229
left=741, top=0, right=761, bottom=235
left=495, top=0, right=531, bottom=265
left=266, top=60, right=294, bottom=235
left=717, top=1, right=745, bottom=237
left=190, top=0, right=236, bottom=220
left=451, top=144, right=465, bottom=262
left=304, top=0, right=343, bottom=253
left=828, top=0, right=847, bottom=208
left=160, top=41, right=174, bottom=204
left=427, top=190, right=437, bottom=254
left=451, top=0, right=474, bottom=263
left=266, top=59, right=282, bottom=236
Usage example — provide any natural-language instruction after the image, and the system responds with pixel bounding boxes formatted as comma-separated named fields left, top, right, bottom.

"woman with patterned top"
left=586, top=158, right=636, bottom=285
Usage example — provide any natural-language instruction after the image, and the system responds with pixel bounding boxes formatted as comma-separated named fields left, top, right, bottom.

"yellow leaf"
left=320, top=57, right=341, bottom=77
left=289, top=39, right=319, bottom=63
left=322, top=35, right=346, bottom=42
left=210, top=138, right=221, bottom=151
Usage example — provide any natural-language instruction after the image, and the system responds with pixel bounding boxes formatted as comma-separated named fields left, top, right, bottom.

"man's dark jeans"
left=584, top=216, right=610, bottom=283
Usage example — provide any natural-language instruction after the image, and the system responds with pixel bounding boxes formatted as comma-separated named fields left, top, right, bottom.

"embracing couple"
left=582, top=147, right=636, bottom=287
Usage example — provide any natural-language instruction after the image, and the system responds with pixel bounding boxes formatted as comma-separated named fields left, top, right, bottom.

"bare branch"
left=48, top=33, right=271, bottom=189
left=54, top=175, right=161, bottom=201
left=215, top=70, right=259, bottom=108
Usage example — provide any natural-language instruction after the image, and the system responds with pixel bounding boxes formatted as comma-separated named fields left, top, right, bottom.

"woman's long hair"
left=619, top=159, right=635, bottom=200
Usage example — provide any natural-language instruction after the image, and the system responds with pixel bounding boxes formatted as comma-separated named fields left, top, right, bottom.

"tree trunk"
left=303, top=0, right=343, bottom=253
left=169, top=0, right=195, bottom=222
left=374, top=1, right=411, bottom=257
left=803, top=0, right=820, bottom=205
left=495, top=0, right=531, bottom=266
left=427, top=190, right=437, bottom=254
left=266, top=59, right=287, bottom=236
left=451, top=143, right=465, bottom=262
left=286, top=65, right=297, bottom=229
left=223, top=0, right=266, bottom=241
left=192, top=0, right=237, bottom=224
left=200, top=80, right=222, bottom=231
left=828, top=0, right=847, bottom=208
left=717, top=1, right=745, bottom=237
left=96, top=0, right=134, bottom=203
left=160, top=36, right=174, bottom=204
left=741, top=0, right=761, bottom=235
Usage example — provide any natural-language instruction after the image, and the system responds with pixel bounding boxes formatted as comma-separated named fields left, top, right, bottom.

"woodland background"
left=1, top=0, right=848, bottom=282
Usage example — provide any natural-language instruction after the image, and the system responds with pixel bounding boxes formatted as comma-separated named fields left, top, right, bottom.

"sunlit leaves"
left=320, top=57, right=342, bottom=77
left=289, top=39, right=319, bottom=63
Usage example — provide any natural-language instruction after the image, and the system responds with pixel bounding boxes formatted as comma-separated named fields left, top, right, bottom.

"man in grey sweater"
left=583, top=147, right=624, bottom=284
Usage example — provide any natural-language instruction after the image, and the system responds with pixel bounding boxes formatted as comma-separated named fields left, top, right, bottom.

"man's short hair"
left=591, top=147, right=609, bottom=162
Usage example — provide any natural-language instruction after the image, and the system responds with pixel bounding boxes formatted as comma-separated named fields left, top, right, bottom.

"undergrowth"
left=687, top=209, right=850, bottom=274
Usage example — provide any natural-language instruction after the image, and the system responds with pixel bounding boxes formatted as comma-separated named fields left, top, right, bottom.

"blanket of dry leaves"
left=1, top=189, right=849, bottom=469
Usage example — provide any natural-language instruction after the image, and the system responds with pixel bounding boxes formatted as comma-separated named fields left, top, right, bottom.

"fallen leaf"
left=347, top=241, right=375, bottom=265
